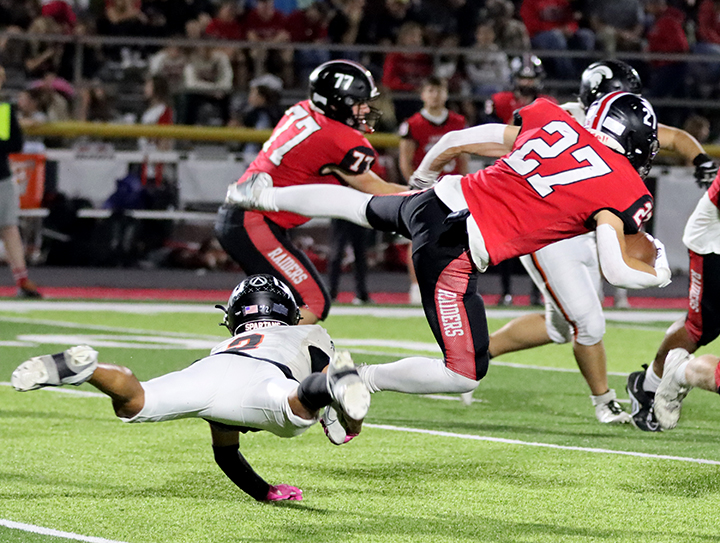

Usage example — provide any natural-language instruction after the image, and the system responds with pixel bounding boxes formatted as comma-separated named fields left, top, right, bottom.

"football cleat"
left=327, top=350, right=370, bottom=422
left=591, top=389, right=632, bottom=424
left=224, top=172, right=274, bottom=210
left=654, top=348, right=693, bottom=430
left=320, top=405, right=359, bottom=445
left=626, top=367, right=661, bottom=432
left=17, top=279, right=42, bottom=299
left=11, top=345, right=98, bottom=392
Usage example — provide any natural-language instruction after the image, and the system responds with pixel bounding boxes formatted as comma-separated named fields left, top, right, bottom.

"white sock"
left=674, top=360, right=690, bottom=386
left=643, top=363, right=662, bottom=393
left=359, top=357, right=478, bottom=394
left=270, top=185, right=372, bottom=227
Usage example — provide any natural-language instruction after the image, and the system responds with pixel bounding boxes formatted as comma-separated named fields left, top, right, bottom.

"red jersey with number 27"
left=461, top=98, right=653, bottom=265
left=239, top=99, right=376, bottom=229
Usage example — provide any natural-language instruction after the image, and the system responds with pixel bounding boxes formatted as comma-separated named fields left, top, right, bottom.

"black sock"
left=297, top=373, right=332, bottom=412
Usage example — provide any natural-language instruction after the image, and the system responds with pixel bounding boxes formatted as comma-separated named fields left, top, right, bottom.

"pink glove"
left=266, top=484, right=303, bottom=502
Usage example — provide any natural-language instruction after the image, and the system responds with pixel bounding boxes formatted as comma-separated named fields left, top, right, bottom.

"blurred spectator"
left=519, top=0, right=595, bottom=79
left=149, top=45, right=189, bottom=96
left=245, top=0, right=294, bottom=87
left=205, top=1, right=248, bottom=90
left=381, top=21, right=433, bottom=121
left=182, top=44, right=233, bottom=125
left=79, top=80, right=117, bottom=122
left=141, top=0, right=214, bottom=37
left=139, top=75, right=173, bottom=187
left=366, top=0, right=422, bottom=46
left=644, top=0, right=689, bottom=124
left=433, top=34, right=465, bottom=94
left=41, top=0, right=77, bottom=33
left=0, top=26, right=28, bottom=87
left=691, top=0, right=720, bottom=97
left=59, top=17, right=104, bottom=80
left=24, top=17, right=66, bottom=79
left=33, top=77, right=71, bottom=122
left=16, top=89, right=48, bottom=127
left=233, top=73, right=284, bottom=156
left=486, top=55, right=555, bottom=124
left=417, top=0, right=484, bottom=47
left=98, top=0, right=149, bottom=36
left=588, top=0, right=644, bottom=54
left=1, top=0, right=41, bottom=29
left=327, top=0, right=370, bottom=62
left=465, top=19, right=511, bottom=97
left=486, top=0, right=531, bottom=51
left=0, top=65, right=42, bottom=298
left=287, top=1, right=331, bottom=83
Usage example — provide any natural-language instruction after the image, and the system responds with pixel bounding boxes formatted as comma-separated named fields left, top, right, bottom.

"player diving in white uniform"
left=463, top=60, right=718, bottom=426
left=11, top=274, right=371, bottom=502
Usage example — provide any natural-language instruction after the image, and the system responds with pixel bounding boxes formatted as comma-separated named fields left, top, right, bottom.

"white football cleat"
left=225, top=172, right=274, bottom=210
left=654, top=348, right=693, bottom=430
left=327, top=350, right=370, bottom=422
left=320, top=405, right=358, bottom=445
left=12, top=345, right=98, bottom=392
left=591, top=389, right=632, bottom=424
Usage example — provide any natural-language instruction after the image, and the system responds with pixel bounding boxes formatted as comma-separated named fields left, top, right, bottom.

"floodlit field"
left=1, top=301, right=719, bottom=543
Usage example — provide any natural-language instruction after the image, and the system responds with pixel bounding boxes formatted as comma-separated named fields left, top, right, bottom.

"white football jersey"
left=683, top=192, right=720, bottom=255
left=560, top=101, right=586, bottom=124
left=210, top=324, right=335, bottom=382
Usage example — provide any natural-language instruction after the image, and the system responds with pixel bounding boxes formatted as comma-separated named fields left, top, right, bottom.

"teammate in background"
left=398, top=76, right=467, bottom=305
left=634, top=170, right=720, bottom=431
left=478, top=60, right=718, bottom=425
left=227, top=92, right=671, bottom=400
left=11, top=274, right=371, bottom=502
left=0, top=65, right=42, bottom=299
left=217, top=60, right=407, bottom=324
left=488, top=54, right=556, bottom=125
left=486, top=55, right=556, bottom=306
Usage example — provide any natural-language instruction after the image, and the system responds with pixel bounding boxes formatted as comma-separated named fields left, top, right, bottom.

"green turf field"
left=1, top=302, right=719, bottom=543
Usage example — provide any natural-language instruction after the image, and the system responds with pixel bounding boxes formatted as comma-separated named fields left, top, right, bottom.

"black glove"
left=693, top=153, right=718, bottom=189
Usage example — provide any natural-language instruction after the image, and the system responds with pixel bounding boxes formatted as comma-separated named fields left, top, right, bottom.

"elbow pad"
left=596, top=224, right=672, bottom=289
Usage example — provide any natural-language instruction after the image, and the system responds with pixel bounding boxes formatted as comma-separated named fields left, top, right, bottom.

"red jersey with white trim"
left=399, top=109, right=466, bottom=173
left=491, top=91, right=557, bottom=124
left=238, top=100, right=376, bottom=229
left=461, top=98, right=653, bottom=265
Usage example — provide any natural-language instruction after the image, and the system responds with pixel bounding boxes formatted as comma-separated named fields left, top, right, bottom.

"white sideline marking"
left=364, top=424, right=720, bottom=465
left=0, top=382, right=105, bottom=397
left=0, top=519, right=130, bottom=543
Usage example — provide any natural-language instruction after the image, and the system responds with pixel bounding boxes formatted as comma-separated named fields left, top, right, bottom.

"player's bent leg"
left=489, top=313, right=552, bottom=357
left=88, top=364, right=146, bottom=419
left=12, top=345, right=98, bottom=391
left=216, top=207, right=331, bottom=320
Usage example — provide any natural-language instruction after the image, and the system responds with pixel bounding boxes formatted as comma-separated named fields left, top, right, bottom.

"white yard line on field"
left=0, top=519, right=130, bottom=543
left=364, top=424, right=720, bottom=465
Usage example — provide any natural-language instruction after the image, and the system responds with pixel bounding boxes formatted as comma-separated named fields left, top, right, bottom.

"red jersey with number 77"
left=461, top=98, right=653, bottom=265
left=237, top=99, right=376, bottom=229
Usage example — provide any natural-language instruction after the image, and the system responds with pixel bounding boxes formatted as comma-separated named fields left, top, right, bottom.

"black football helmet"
left=585, top=91, right=659, bottom=179
left=578, top=60, right=642, bottom=109
left=510, top=54, right=545, bottom=97
left=217, top=274, right=301, bottom=335
left=308, top=59, right=381, bottom=132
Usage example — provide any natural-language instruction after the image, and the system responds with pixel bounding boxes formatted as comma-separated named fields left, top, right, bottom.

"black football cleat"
left=626, top=367, right=661, bottom=432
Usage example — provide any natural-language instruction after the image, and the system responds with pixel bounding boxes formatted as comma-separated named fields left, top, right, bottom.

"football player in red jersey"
left=398, top=75, right=467, bottom=304
left=488, top=54, right=557, bottom=124
left=218, top=60, right=407, bottom=325
left=227, top=92, right=671, bottom=398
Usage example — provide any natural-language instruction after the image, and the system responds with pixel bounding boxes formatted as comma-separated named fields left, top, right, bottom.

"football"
left=625, top=232, right=656, bottom=267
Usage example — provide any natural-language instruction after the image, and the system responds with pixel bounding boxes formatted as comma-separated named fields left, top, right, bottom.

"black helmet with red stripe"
left=584, top=91, right=659, bottom=179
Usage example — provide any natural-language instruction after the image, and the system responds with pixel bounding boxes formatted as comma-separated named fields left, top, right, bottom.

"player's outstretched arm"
left=324, top=166, right=408, bottom=194
left=594, top=210, right=671, bottom=289
left=657, top=124, right=718, bottom=188
left=210, top=425, right=302, bottom=502
left=410, top=124, right=519, bottom=189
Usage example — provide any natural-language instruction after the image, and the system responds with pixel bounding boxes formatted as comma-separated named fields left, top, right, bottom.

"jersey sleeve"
left=586, top=194, right=654, bottom=234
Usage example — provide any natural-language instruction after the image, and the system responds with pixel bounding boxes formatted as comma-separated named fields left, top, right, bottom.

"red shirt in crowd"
left=286, top=9, right=328, bottom=43
left=646, top=6, right=689, bottom=66
left=205, top=18, right=245, bottom=41
left=245, top=8, right=288, bottom=41
left=381, top=53, right=433, bottom=92
left=697, top=0, right=720, bottom=44
left=519, top=0, right=579, bottom=38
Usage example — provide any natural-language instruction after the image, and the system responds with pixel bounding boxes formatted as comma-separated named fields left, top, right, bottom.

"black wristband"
left=693, top=153, right=712, bottom=166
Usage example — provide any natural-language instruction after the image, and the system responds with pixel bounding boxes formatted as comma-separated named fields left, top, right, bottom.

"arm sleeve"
left=596, top=224, right=671, bottom=289
left=213, top=444, right=271, bottom=501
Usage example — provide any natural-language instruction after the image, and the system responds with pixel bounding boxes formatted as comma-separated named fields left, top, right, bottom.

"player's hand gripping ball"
left=625, top=232, right=657, bottom=267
